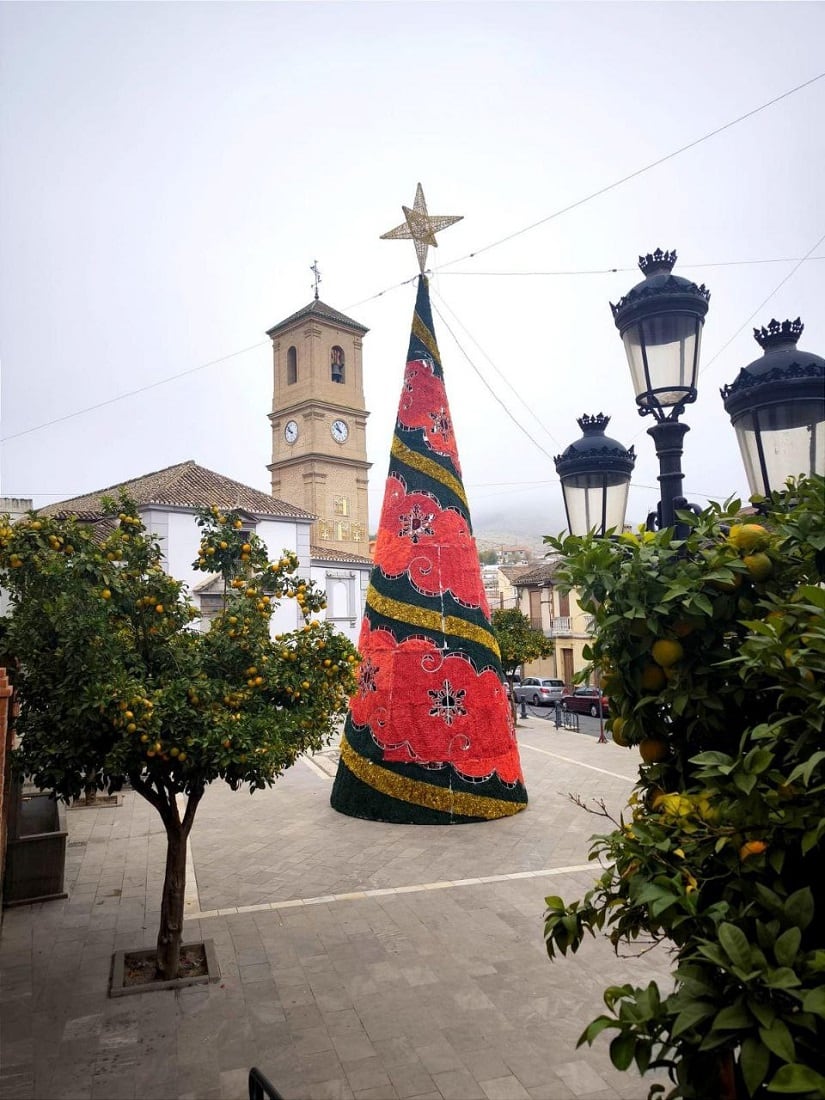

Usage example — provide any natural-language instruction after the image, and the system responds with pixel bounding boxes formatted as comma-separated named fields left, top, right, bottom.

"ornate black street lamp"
left=721, top=318, right=825, bottom=498
left=554, top=414, right=636, bottom=536
left=610, top=249, right=710, bottom=530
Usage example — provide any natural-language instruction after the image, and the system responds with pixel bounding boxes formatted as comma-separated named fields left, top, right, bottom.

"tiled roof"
left=266, top=298, right=368, bottom=338
left=310, top=545, right=372, bottom=566
left=191, top=574, right=224, bottom=595
left=513, top=560, right=562, bottom=587
left=498, top=565, right=534, bottom=581
left=38, top=461, right=316, bottom=522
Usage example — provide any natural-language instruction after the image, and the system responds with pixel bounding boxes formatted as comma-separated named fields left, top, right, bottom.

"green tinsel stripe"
left=343, top=719, right=528, bottom=807
left=389, top=432, right=467, bottom=514
left=330, top=760, right=474, bottom=824
left=364, top=580, right=500, bottom=666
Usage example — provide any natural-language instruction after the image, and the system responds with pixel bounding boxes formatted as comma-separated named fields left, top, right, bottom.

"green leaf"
left=760, top=1019, right=796, bottom=1063
left=713, top=1002, right=753, bottom=1030
left=740, top=1036, right=770, bottom=1097
left=744, top=747, right=774, bottom=775
left=784, top=888, right=815, bottom=931
left=795, top=584, right=825, bottom=608
left=774, top=927, right=802, bottom=967
left=671, top=1001, right=716, bottom=1037
left=788, top=751, right=825, bottom=787
left=577, top=1015, right=618, bottom=1046
left=764, top=968, right=802, bottom=990
left=690, top=750, right=735, bottom=768
left=748, top=999, right=776, bottom=1030
left=697, top=942, right=728, bottom=968
left=719, top=923, right=752, bottom=971
left=755, top=883, right=784, bottom=915
left=734, top=770, right=758, bottom=795
left=609, top=1031, right=636, bottom=1072
left=802, top=988, right=825, bottom=1018
left=766, top=1063, right=825, bottom=1094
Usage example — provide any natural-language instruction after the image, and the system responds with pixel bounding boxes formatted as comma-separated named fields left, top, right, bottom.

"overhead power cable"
left=429, top=299, right=559, bottom=466
left=699, top=230, right=825, bottom=378
left=3, top=69, right=822, bottom=450
left=346, top=72, right=825, bottom=309
left=433, top=73, right=825, bottom=272
left=431, top=288, right=564, bottom=451
left=0, top=341, right=268, bottom=444
left=437, top=255, right=825, bottom=277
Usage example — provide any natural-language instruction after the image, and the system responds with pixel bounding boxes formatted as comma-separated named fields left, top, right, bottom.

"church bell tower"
left=267, top=283, right=371, bottom=557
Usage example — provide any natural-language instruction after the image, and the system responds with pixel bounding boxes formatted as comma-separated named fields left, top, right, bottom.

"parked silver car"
left=513, top=677, right=565, bottom=706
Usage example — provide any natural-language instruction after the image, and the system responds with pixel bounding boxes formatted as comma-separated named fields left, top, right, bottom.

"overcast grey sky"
left=1, top=1, right=823, bottom=538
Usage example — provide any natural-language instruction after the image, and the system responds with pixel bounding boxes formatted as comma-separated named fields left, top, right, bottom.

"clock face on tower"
left=284, top=420, right=299, bottom=444
left=331, top=419, right=349, bottom=443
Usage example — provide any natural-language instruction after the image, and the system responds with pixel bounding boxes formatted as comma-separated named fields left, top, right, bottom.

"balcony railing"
left=550, top=616, right=572, bottom=636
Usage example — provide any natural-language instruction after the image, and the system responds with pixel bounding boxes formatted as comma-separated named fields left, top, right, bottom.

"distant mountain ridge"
left=473, top=528, right=550, bottom=562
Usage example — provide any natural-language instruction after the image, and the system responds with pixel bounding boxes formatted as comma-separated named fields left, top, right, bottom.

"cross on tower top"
left=310, top=260, right=322, bottom=300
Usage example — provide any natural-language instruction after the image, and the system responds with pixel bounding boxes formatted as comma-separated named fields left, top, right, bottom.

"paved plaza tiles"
left=0, top=718, right=672, bottom=1100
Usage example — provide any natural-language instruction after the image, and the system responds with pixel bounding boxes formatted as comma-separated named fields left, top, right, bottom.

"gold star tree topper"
left=380, top=183, right=463, bottom=273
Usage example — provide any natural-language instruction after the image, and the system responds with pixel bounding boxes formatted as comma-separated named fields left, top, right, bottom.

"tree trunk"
left=129, top=775, right=203, bottom=982
left=156, top=818, right=188, bottom=981
left=151, top=785, right=203, bottom=982
left=717, top=1050, right=742, bottom=1100
left=84, top=770, right=98, bottom=805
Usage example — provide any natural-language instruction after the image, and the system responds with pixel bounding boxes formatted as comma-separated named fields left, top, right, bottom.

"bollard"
left=520, top=698, right=527, bottom=719
left=554, top=701, right=562, bottom=728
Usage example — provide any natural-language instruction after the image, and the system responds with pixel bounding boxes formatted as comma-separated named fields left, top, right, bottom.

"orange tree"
left=0, top=498, right=358, bottom=980
left=541, top=475, right=825, bottom=1099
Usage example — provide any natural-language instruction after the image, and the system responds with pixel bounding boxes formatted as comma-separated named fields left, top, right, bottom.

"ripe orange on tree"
left=639, top=738, right=669, bottom=764
left=610, top=716, right=629, bottom=746
left=743, top=552, right=773, bottom=581
left=640, top=663, right=667, bottom=692
left=727, top=523, right=770, bottom=553
left=651, top=639, right=684, bottom=668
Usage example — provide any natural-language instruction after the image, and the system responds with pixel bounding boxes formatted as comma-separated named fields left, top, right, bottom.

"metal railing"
left=249, top=1068, right=283, bottom=1100
left=552, top=703, right=579, bottom=731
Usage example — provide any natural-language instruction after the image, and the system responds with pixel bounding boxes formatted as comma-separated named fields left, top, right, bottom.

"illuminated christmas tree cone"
left=330, top=276, right=528, bottom=823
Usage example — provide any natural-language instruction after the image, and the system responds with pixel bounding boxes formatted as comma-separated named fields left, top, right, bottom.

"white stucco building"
left=37, top=461, right=371, bottom=645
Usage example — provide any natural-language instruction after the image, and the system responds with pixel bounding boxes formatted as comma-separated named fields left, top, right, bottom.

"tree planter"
left=109, top=939, right=220, bottom=997
left=3, top=790, right=68, bottom=906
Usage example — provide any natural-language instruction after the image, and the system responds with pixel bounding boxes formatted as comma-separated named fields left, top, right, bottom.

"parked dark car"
left=514, top=677, right=565, bottom=707
left=561, top=686, right=610, bottom=717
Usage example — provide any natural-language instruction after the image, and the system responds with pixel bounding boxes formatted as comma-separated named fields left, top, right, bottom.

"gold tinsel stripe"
left=339, top=736, right=525, bottom=819
left=366, top=585, right=500, bottom=657
left=390, top=437, right=468, bottom=510
left=412, top=314, right=440, bottom=363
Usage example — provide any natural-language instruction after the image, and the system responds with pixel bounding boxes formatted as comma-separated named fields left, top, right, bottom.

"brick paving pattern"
left=0, top=720, right=672, bottom=1100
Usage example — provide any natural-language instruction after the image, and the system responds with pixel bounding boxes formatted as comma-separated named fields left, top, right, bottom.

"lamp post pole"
left=646, top=420, right=690, bottom=530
